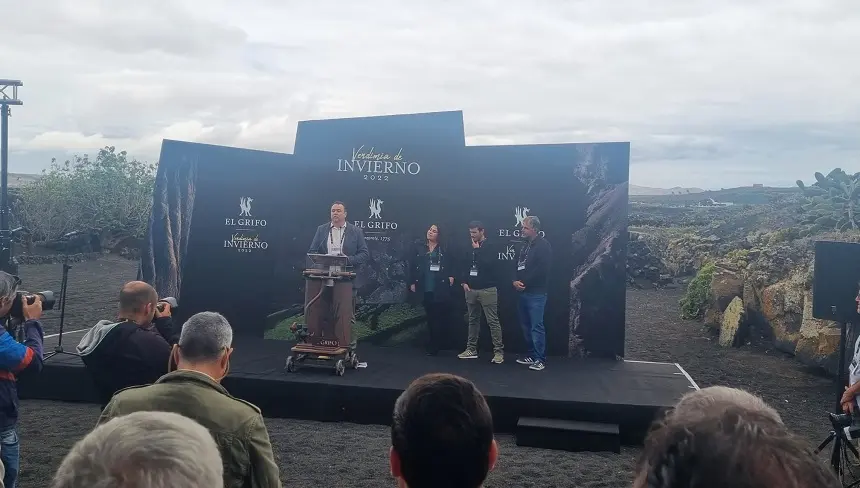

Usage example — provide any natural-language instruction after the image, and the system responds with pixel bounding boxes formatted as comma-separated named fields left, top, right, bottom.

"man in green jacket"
left=98, top=311, right=282, bottom=488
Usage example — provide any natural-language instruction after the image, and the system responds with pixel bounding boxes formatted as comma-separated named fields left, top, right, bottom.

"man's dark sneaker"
left=516, top=357, right=535, bottom=365
left=529, top=361, right=545, bottom=371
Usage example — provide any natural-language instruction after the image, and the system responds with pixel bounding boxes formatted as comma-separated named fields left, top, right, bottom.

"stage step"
left=515, top=417, right=621, bottom=453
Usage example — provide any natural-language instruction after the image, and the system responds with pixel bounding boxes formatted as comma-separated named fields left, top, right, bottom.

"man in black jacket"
left=513, top=216, right=552, bottom=371
left=458, top=221, right=505, bottom=364
left=76, top=281, right=177, bottom=408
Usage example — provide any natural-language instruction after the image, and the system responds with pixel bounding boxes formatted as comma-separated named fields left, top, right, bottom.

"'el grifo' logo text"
left=353, top=197, right=397, bottom=243
left=337, top=146, right=421, bottom=182
left=497, top=205, right=546, bottom=240
left=224, top=196, right=269, bottom=253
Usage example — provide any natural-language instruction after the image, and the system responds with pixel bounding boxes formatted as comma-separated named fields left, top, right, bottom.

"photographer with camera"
left=0, top=272, right=45, bottom=488
left=76, top=281, right=177, bottom=409
left=839, top=283, right=860, bottom=416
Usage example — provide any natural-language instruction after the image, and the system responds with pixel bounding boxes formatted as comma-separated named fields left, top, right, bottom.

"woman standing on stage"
left=409, top=224, right=455, bottom=355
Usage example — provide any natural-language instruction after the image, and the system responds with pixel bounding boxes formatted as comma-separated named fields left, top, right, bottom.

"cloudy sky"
left=2, top=0, right=858, bottom=189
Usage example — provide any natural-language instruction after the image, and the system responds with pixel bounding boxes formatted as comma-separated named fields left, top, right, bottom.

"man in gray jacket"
left=307, top=201, right=370, bottom=354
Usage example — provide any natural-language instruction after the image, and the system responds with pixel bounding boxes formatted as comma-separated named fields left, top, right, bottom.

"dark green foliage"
left=679, top=262, right=715, bottom=320
left=14, top=146, right=156, bottom=242
left=796, top=168, right=860, bottom=232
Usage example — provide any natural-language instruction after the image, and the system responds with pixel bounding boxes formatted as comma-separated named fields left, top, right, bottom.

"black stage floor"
left=20, top=332, right=697, bottom=444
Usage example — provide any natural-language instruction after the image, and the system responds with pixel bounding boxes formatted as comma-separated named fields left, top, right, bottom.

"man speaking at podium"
left=307, top=201, right=370, bottom=354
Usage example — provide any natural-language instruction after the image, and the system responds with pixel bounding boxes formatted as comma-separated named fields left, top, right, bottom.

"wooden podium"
left=285, top=253, right=359, bottom=376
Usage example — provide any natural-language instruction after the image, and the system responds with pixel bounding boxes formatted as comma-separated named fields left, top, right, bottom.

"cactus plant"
left=796, top=168, right=859, bottom=232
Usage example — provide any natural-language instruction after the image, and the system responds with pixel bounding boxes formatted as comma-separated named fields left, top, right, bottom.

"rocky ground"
left=9, top=256, right=839, bottom=487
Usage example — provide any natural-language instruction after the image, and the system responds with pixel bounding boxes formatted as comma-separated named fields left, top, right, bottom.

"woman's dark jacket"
left=408, top=240, right=456, bottom=303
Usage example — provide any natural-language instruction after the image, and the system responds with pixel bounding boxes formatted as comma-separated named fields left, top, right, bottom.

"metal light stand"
left=44, top=237, right=79, bottom=360
left=0, top=79, right=22, bottom=276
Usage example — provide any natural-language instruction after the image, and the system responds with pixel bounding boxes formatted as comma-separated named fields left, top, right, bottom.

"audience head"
left=0, top=272, right=19, bottom=317
left=51, top=411, right=223, bottom=488
left=390, top=373, right=497, bottom=488
left=172, top=311, right=234, bottom=382
left=634, top=392, right=838, bottom=488
left=118, top=281, right=158, bottom=326
left=671, top=386, right=783, bottom=424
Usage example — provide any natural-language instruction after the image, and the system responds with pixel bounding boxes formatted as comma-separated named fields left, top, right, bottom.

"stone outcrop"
left=794, top=290, right=843, bottom=375
left=679, top=232, right=857, bottom=376
left=759, top=271, right=806, bottom=354
left=719, top=296, right=747, bottom=347
left=626, top=233, right=673, bottom=287
left=704, top=265, right=744, bottom=330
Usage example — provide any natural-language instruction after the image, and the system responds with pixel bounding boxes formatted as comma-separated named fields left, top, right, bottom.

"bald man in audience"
left=76, top=281, right=177, bottom=408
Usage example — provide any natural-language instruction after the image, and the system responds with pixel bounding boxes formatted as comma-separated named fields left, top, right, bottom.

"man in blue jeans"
left=0, top=271, right=44, bottom=488
left=513, top=216, right=552, bottom=371
left=0, top=272, right=45, bottom=488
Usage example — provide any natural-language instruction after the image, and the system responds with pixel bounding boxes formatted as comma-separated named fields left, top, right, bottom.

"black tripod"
left=814, top=309, right=860, bottom=487
left=44, top=236, right=80, bottom=361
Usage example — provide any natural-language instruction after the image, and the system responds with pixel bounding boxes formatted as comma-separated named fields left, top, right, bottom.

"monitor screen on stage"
left=141, top=110, right=631, bottom=359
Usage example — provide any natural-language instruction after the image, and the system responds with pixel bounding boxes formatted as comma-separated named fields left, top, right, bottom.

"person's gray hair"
left=672, top=386, right=783, bottom=424
left=178, top=311, right=233, bottom=362
left=523, top=215, right=541, bottom=232
left=0, top=272, right=18, bottom=303
left=51, top=411, right=223, bottom=488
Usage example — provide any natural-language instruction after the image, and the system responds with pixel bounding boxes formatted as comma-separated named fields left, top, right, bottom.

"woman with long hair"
left=408, top=224, right=455, bottom=355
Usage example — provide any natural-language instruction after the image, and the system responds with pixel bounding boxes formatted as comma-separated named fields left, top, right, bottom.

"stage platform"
left=20, top=332, right=698, bottom=445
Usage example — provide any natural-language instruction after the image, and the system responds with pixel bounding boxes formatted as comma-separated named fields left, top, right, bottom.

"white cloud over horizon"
left=1, top=0, right=858, bottom=189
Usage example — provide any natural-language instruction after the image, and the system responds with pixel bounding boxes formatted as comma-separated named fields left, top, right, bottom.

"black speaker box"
left=812, top=240, right=860, bottom=323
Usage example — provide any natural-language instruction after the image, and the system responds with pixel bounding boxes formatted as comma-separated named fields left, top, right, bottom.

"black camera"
left=157, top=297, right=178, bottom=313
left=8, top=290, right=56, bottom=320
left=830, top=412, right=854, bottom=429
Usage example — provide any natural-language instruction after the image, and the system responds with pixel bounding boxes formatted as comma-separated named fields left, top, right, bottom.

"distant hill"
left=630, top=185, right=800, bottom=205
left=629, top=184, right=705, bottom=196
left=8, top=173, right=41, bottom=189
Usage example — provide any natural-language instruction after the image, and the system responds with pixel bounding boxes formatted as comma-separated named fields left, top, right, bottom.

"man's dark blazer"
left=307, top=222, right=370, bottom=266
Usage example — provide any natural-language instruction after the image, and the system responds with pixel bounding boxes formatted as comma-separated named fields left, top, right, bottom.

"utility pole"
left=0, top=79, right=23, bottom=275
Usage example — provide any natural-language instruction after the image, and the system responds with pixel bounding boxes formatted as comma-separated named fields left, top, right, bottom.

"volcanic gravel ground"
left=13, top=258, right=838, bottom=487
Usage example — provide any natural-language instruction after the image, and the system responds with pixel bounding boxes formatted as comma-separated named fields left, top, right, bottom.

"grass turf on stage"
left=20, top=334, right=696, bottom=444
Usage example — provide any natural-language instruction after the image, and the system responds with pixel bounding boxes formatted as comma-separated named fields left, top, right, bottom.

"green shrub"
left=725, top=249, right=750, bottom=268
left=14, top=146, right=155, bottom=243
left=679, top=262, right=716, bottom=320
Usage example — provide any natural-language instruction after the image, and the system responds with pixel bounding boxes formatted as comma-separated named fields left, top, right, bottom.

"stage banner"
left=146, top=111, right=630, bottom=357
left=287, top=111, right=467, bottom=305
left=145, top=140, right=294, bottom=335
left=139, top=140, right=198, bottom=301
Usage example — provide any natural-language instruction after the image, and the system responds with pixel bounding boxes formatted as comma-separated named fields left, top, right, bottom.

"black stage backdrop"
left=142, top=140, right=293, bottom=335
left=142, top=111, right=630, bottom=358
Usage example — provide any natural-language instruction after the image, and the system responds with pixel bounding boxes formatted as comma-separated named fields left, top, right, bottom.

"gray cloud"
left=2, top=0, right=858, bottom=189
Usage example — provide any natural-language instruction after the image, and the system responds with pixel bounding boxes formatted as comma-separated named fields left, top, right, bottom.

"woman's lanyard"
left=428, top=245, right=442, bottom=271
